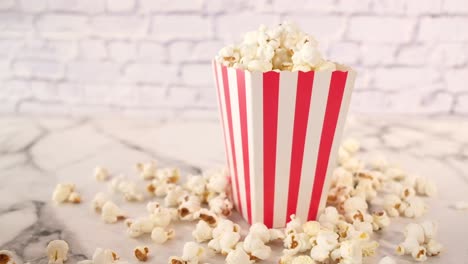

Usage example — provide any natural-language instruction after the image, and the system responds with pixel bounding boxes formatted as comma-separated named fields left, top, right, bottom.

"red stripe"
left=221, top=65, right=243, bottom=215
left=213, top=62, right=234, bottom=204
left=236, top=69, right=252, bottom=224
left=308, top=71, right=348, bottom=220
left=286, top=71, right=315, bottom=222
left=263, top=71, right=280, bottom=228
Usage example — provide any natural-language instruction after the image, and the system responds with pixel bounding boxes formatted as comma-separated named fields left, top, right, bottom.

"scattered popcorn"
left=91, top=192, right=108, bottom=211
left=52, top=183, right=75, bottom=204
left=101, top=201, right=125, bottom=224
left=415, top=177, right=437, bottom=197
left=151, top=227, right=175, bottom=244
left=157, top=168, right=180, bottom=184
left=134, top=246, right=149, bottom=262
left=164, top=185, right=187, bottom=207
left=167, top=256, right=186, bottom=264
left=286, top=214, right=303, bottom=234
left=208, top=193, right=233, bottom=217
left=397, top=221, right=442, bottom=261
left=88, top=248, right=121, bottom=264
left=426, top=239, right=442, bottom=256
left=46, top=240, right=69, bottom=264
left=411, top=246, right=427, bottom=262
left=378, top=256, right=396, bottom=264
left=94, top=166, right=110, bottom=182
left=205, top=170, right=229, bottom=193
left=137, top=161, right=157, bottom=180
left=339, top=240, right=362, bottom=264
left=125, top=217, right=154, bottom=238
left=372, top=211, right=390, bottom=231
left=0, top=250, right=20, bottom=264
left=67, top=192, right=81, bottom=203
left=225, top=248, right=253, bottom=264
left=192, top=220, right=213, bottom=243
left=181, top=242, right=204, bottom=263
left=243, top=233, right=272, bottom=260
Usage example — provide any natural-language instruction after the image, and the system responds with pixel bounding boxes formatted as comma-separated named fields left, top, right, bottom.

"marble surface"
left=0, top=115, right=467, bottom=264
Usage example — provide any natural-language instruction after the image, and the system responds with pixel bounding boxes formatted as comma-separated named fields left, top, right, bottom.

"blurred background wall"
left=0, top=0, right=467, bottom=119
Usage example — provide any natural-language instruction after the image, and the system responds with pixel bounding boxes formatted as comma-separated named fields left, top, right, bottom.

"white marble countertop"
left=0, top=115, right=467, bottom=264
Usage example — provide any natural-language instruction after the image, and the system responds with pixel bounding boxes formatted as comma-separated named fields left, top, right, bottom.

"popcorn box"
left=213, top=61, right=356, bottom=228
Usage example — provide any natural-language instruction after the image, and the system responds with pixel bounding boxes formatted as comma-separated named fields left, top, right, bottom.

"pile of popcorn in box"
left=1, top=22, right=461, bottom=264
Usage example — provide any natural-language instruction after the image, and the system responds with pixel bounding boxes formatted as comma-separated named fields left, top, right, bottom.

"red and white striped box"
left=213, top=61, right=356, bottom=228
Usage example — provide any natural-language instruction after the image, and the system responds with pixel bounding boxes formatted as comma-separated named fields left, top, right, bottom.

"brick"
left=349, top=91, right=392, bottom=113
left=0, top=38, right=24, bottom=57
left=0, top=13, right=34, bottom=36
left=152, top=15, right=212, bottom=41
left=30, top=81, right=59, bottom=101
left=272, top=0, right=335, bottom=12
left=334, top=0, right=372, bottom=13
left=418, top=17, right=468, bottom=41
left=443, top=0, right=468, bottom=13
left=168, top=42, right=193, bottom=63
left=203, top=0, right=251, bottom=13
left=373, top=67, right=441, bottom=91
left=37, top=14, right=88, bottom=36
left=371, top=0, right=407, bottom=14
left=48, top=0, right=105, bottom=14
left=191, top=41, right=223, bottom=61
left=181, top=63, right=212, bottom=86
left=389, top=89, right=453, bottom=114
left=429, top=44, right=468, bottom=66
left=446, top=69, right=468, bottom=93
left=140, top=0, right=203, bottom=12
left=328, top=42, right=360, bottom=65
left=360, top=44, right=397, bottom=66
left=67, top=61, right=121, bottom=82
left=18, top=40, right=77, bottom=61
left=217, top=13, right=279, bottom=43
left=13, top=59, right=64, bottom=80
left=106, top=0, right=135, bottom=12
left=137, top=41, right=166, bottom=62
left=163, top=86, right=199, bottom=108
left=83, top=84, right=112, bottom=105
left=283, top=15, right=346, bottom=41
left=1, top=80, right=31, bottom=101
left=106, top=85, right=140, bottom=106
left=348, top=17, right=414, bottom=43
left=455, top=94, right=468, bottom=114
left=395, top=45, right=429, bottom=66
left=0, top=60, right=10, bottom=80
left=90, top=16, right=148, bottom=38
left=353, top=66, right=373, bottom=90
left=125, top=63, right=177, bottom=84
left=79, top=39, right=108, bottom=59
left=196, top=87, right=218, bottom=108
left=0, top=0, right=15, bottom=10
left=56, top=83, right=85, bottom=104
left=135, top=85, right=168, bottom=107
left=19, top=0, right=47, bottom=12
left=109, top=41, right=136, bottom=62
left=406, top=0, right=442, bottom=14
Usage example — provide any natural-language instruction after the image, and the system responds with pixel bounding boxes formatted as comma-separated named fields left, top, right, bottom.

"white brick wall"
left=1, top=0, right=468, bottom=118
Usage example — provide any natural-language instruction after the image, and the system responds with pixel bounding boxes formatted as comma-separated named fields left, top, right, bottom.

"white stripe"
left=318, top=70, right=357, bottom=212
left=216, top=64, right=239, bottom=211
left=273, top=71, right=298, bottom=227
left=227, top=68, right=248, bottom=218
left=246, top=71, right=264, bottom=224
left=295, top=71, right=333, bottom=221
